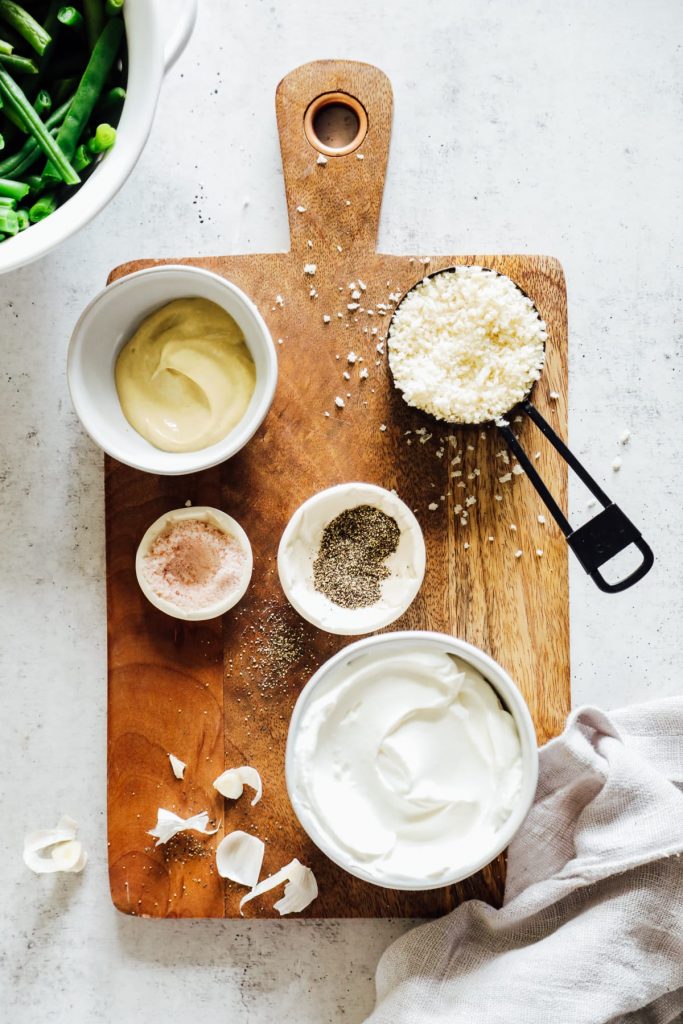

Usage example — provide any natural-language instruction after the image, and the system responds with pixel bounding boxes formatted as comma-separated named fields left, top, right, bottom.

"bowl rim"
left=285, top=629, right=539, bottom=891
left=135, top=505, right=253, bottom=621
left=66, top=263, right=278, bottom=475
left=276, top=482, right=427, bottom=636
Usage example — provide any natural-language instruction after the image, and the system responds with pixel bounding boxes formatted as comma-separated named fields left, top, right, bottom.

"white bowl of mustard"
left=67, top=265, right=278, bottom=475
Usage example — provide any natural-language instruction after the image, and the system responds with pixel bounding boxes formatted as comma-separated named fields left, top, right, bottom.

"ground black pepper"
left=313, top=504, right=400, bottom=609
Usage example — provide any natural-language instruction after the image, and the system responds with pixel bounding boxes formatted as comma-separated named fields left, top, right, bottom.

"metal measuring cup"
left=388, top=268, right=654, bottom=593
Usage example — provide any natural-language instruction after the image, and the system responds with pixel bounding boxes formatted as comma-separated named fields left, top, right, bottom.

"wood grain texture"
left=106, top=61, right=570, bottom=919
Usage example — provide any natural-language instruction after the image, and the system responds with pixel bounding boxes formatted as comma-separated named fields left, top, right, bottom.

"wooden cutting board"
left=106, top=60, right=570, bottom=919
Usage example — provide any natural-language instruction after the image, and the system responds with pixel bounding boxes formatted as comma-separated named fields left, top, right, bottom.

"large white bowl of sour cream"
left=286, top=631, right=538, bottom=891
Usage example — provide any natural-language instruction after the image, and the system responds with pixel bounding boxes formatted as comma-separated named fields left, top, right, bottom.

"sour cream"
left=288, top=643, right=524, bottom=886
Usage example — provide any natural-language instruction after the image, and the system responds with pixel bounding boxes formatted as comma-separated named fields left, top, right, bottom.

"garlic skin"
left=147, top=808, right=218, bottom=846
left=216, top=830, right=264, bottom=887
left=23, top=816, right=88, bottom=874
left=168, top=753, right=186, bottom=780
left=239, top=858, right=318, bottom=916
left=213, top=766, right=262, bottom=806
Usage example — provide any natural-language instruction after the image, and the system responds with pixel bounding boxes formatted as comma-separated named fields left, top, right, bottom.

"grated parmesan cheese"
left=388, top=267, right=546, bottom=424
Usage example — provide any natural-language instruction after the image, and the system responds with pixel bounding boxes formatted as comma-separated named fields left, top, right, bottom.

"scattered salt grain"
left=612, top=457, right=622, bottom=471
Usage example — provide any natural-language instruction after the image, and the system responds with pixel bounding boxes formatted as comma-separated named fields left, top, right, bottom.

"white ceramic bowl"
left=135, top=506, right=253, bottom=621
left=277, top=483, right=426, bottom=636
left=0, top=0, right=198, bottom=274
left=286, top=631, right=539, bottom=891
left=67, top=264, right=278, bottom=474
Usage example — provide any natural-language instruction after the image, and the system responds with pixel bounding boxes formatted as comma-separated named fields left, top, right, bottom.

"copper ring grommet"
left=304, top=92, right=368, bottom=157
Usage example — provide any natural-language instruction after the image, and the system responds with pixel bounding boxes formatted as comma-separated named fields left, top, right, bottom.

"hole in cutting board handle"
left=304, top=92, right=368, bottom=156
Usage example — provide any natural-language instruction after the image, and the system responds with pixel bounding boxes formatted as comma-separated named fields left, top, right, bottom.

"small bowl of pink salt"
left=135, top=506, right=252, bottom=621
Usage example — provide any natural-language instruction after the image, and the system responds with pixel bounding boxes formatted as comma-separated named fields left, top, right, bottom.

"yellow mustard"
left=115, top=297, right=256, bottom=452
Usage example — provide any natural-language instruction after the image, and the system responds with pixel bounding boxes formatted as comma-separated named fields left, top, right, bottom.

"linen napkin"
left=365, top=698, right=683, bottom=1024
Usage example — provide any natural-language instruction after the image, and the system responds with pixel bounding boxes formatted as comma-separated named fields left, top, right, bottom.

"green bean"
left=87, top=121, right=115, bottom=152
left=0, top=204, right=18, bottom=232
left=0, top=134, right=4, bottom=149
left=29, top=191, right=56, bottom=221
left=105, top=0, right=123, bottom=15
left=72, top=141, right=91, bottom=172
left=44, top=17, right=121, bottom=176
left=0, top=94, right=70, bottom=176
left=23, top=172, right=41, bottom=191
left=35, top=88, right=50, bottom=115
left=57, top=6, right=83, bottom=30
left=0, top=37, right=12, bottom=54
left=0, top=53, right=38, bottom=74
left=83, top=0, right=104, bottom=50
left=0, top=173, right=27, bottom=198
left=0, top=1, right=52, bottom=56
left=0, top=68, right=78, bottom=182
left=15, top=204, right=27, bottom=228
left=0, top=194, right=15, bottom=206
left=97, top=82, right=124, bottom=116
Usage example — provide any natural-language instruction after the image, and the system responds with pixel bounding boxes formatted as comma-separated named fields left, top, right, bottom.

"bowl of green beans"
left=0, top=0, right=197, bottom=274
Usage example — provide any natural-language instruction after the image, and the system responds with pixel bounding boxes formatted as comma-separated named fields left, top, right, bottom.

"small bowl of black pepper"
left=277, top=483, right=426, bottom=636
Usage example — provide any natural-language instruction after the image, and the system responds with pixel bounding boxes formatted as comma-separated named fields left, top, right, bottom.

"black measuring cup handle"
left=498, top=400, right=654, bottom=593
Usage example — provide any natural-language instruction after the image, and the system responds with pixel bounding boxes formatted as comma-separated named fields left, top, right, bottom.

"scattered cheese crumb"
left=309, top=287, right=318, bottom=298
left=348, top=303, right=360, bottom=311
left=275, top=294, right=284, bottom=307
left=358, top=279, right=367, bottom=291
left=296, top=205, right=306, bottom=213
left=359, top=368, right=369, bottom=380
left=463, top=542, right=470, bottom=550
left=536, top=549, right=544, bottom=557
left=335, top=396, right=345, bottom=408
left=304, top=263, right=317, bottom=275
left=347, top=352, right=357, bottom=364
left=619, top=429, right=631, bottom=444
left=499, top=472, right=512, bottom=483
left=379, top=424, right=387, bottom=432
left=538, top=514, right=546, bottom=524
left=316, top=154, right=328, bottom=165
left=509, top=524, right=517, bottom=531
left=356, top=153, right=364, bottom=160
left=322, top=314, right=331, bottom=324
left=512, top=464, right=525, bottom=476
left=351, top=289, right=361, bottom=300
left=342, top=371, right=350, bottom=380
left=549, top=391, right=560, bottom=400
left=307, top=239, right=313, bottom=248
left=612, top=456, right=622, bottom=471
left=488, top=536, right=494, bottom=542
left=277, top=338, right=283, bottom=345
left=514, top=549, right=523, bottom=558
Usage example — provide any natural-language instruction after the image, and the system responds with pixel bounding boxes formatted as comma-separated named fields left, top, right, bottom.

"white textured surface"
left=0, top=0, right=681, bottom=1020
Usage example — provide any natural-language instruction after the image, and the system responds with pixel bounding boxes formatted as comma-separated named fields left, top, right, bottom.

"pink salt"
left=142, top=519, right=246, bottom=610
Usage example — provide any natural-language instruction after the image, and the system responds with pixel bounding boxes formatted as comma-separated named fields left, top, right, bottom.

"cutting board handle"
left=275, top=61, right=393, bottom=255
